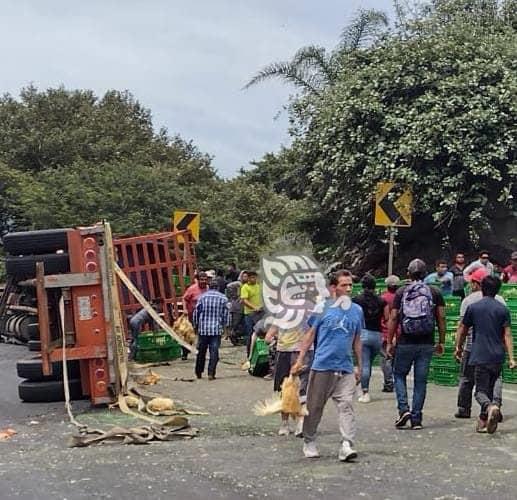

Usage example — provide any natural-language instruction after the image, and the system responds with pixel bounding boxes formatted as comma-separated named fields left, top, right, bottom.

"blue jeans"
left=244, top=314, right=256, bottom=356
left=393, top=344, right=434, bottom=422
left=360, top=329, right=382, bottom=391
left=380, top=342, right=394, bottom=390
left=195, top=335, right=221, bottom=377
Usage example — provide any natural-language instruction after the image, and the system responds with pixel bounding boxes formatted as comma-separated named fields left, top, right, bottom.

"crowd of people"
left=128, top=251, right=517, bottom=462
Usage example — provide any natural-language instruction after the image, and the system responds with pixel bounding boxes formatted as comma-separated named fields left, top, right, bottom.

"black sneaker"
left=395, top=411, right=411, bottom=428
left=382, top=386, right=394, bottom=393
left=411, top=420, right=423, bottom=430
left=454, top=408, right=471, bottom=419
left=498, top=411, right=504, bottom=423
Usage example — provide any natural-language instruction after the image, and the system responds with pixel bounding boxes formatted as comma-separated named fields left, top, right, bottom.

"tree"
left=0, top=86, right=310, bottom=271
left=196, top=177, right=309, bottom=269
left=243, top=9, right=389, bottom=95
left=245, top=0, right=517, bottom=270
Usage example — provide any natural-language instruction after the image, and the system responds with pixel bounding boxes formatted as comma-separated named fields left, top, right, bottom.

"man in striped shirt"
left=193, top=278, right=230, bottom=380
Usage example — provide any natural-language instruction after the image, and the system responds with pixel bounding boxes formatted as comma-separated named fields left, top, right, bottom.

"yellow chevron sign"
left=173, top=211, right=200, bottom=242
left=375, top=182, right=412, bottom=227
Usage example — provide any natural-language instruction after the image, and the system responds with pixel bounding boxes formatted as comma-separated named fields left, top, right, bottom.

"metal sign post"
left=388, top=227, right=395, bottom=276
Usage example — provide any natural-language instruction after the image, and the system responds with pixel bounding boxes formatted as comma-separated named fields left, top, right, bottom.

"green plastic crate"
left=249, top=338, right=269, bottom=377
left=434, top=373, right=459, bottom=386
left=173, top=275, right=192, bottom=296
left=508, top=308, right=517, bottom=325
left=444, top=329, right=458, bottom=345
left=502, top=367, right=517, bottom=384
left=500, top=284, right=517, bottom=300
left=446, top=319, right=459, bottom=330
left=137, top=330, right=177, bottom=350
left=433, top=351, right=458, bottom=363
left=172, top=274, right=192, bottom=287
left=135, top=330, right=182, bottom=362
left=432, top=365, right=459, bottom=386
left=445, top=304, right=461, bottom=317
left=135, top=345, right=182, bottom=363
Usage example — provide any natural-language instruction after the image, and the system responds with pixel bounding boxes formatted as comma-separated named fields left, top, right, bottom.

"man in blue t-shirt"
left=456, top=276, right=515, bottom=434
left=424, top=259, right=454, bottom=296
left=291, top=270, right=363, bottom=462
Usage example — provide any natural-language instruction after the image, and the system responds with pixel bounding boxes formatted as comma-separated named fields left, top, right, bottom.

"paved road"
left=2, top=342, right=517, bottom=499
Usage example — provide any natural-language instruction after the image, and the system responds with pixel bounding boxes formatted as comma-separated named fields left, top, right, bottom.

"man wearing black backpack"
left=387, top=259, right=446, bottom=429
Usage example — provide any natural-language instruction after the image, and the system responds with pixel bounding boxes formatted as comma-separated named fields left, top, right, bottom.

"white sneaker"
left=295, top=416, right=304, bottom=438
left=278, top=421, right=290, bottom=436
left=338, top=441, right=358, bottom=462
left=303, top=441, right=320, bottom=458
left=358, top=392, right=371, bottom=403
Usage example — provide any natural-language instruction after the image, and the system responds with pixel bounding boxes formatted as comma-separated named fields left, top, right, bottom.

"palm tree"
left=243, top=9, right=389, bottom=95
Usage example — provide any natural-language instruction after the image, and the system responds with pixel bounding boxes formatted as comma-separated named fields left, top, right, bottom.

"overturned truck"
left=0, top=223, right=196, bottom=404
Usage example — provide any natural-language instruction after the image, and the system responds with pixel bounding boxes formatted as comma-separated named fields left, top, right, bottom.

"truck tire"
left=3, top=229, right=70, bottom=255
left=28, top=340, right=41, bottom=352
left=16, top=358, right=80, bottom=381
left=5, top=253, right=70, bottom=277
left=18, top=378, right=83, bottom=403
left=27, top=322, right=40, bottom=341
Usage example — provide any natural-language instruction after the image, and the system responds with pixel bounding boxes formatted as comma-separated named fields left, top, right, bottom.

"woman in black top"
left=352, top=275, right=389, bottom=403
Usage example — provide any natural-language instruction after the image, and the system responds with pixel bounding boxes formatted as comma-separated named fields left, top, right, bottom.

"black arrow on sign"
left=176, top=213, right=198, bottom=231
left=379, top=193, right=403, bottom=224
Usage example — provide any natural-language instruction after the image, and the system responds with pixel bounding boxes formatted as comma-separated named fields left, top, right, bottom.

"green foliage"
left=0, top=86, right=308, bottom=272
left=247, top=0, right=517, bottom=264
left=196, top=178, right=309, bottom=269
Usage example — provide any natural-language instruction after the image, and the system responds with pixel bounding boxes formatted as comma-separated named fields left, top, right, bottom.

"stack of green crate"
left=351, top=283, right=362, bottom=297
left=501, top=284, right=517, bottom=383
left=375, top=278, right=387, bottom=295
left=430, top=295, right=461, bottom=386
left=135, top=330, right=182, bottom=363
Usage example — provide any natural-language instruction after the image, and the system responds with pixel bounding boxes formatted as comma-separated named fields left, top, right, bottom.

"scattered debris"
left=133, top=369, right=161, bottom=385
left=130, top=362, right=171, bottom=368
left=0, top=428, right=17, bottom=440
left=146, top=397, right=176, bottom=415
left=68, top=422, right=198, bottom=447
left=159, top=375, right=195, bottom=382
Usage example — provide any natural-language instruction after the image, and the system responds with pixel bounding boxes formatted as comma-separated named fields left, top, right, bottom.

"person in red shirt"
left=183, top=272, right=209, bottom=318
left=181, top=271, right=209, bottom=359
left=503, top=252, right=517, bottom=283
left=379, top=275, right=400, bottom=392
